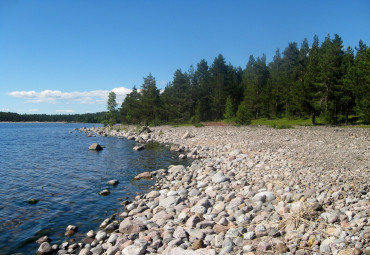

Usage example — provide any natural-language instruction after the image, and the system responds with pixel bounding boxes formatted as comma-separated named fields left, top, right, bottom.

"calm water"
left=0, top=123, right=186, bottom=254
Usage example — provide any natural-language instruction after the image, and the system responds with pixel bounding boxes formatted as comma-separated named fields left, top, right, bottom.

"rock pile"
left=42, top=125, right=369, bottom=254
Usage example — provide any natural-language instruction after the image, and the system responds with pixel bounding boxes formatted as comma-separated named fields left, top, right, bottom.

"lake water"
left=0, top=123, right=186, bottom=254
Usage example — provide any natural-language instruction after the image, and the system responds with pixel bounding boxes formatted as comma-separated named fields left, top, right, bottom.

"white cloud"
left=6, top=87, right=132, bottom=105
left=56, top=109, right=75, bottom=113
left=0, top=108, right=10, bottom=112
left=27, top=109, right=39, bottom=112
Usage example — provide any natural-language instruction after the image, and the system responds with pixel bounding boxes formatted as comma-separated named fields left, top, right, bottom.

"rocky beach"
left=37, top=125, right=369, bottom=255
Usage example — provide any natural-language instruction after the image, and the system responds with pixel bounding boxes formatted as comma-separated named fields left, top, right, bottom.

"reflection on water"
left=0, top=123, right=188, bottom=254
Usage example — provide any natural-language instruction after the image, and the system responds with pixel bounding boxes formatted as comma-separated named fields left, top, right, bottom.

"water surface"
left=0, top=123, right=185, bottom=254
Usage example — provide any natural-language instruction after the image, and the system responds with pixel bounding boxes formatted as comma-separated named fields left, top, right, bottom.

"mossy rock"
left=28, top=198, right=39, bottom=204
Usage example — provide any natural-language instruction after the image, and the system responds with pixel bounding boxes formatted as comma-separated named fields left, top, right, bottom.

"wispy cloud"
left=27, top=109, right=39, bottom=112
left=0, top=108, right=10, bottom=112
left=6, top=87, right=132, bottom=105
left=56, top=109, right=75, bottom=113
left=157, top=80, right=167, bottom=85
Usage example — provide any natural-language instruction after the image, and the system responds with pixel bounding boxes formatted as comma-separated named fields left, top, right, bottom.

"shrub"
left=236, top=101, right=252, bottom=125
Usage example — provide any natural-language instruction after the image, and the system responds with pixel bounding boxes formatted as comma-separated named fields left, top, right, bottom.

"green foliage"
left=114, top=34, right=366, bottom=127
left=135, top=125, right=141, bottom=134
left=251, top=118, right=314, bottom=127
left=271, top=123, right=293, bottom=129
left=107, top=91, right=118, bottom=112
left=0, top=111, right=107, bottom=123
left=107, top=91, right=118, bottom=126
left=224, top=96, right=235, bottom=120
left=194, top=123, right=204, bottom=128
left=101, top=120, right=108, bottom=127
left=235, top=101, right=252, bottom=125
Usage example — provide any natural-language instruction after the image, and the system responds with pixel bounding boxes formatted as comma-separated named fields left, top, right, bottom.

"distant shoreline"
left=0, top=121, right=92, bottom=124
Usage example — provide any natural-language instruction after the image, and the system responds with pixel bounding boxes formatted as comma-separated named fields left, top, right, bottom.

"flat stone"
left=146, top=190, right=160, bottom=198
left=119, top=218, right=146, bottom=234
left=159, top=195, right=181, bottom=208
left=134, top=171, right=152, bottom=180
left=212, top=172, right=230, bottom=183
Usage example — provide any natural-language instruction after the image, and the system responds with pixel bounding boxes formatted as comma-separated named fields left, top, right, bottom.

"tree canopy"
left=119, top=34, right=369, bottom=125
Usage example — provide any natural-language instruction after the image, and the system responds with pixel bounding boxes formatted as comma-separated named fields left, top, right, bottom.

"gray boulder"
left=159, top=195, right=181, bottom=208
left=119, top=218, right=146, bottom=234
left=212, top=172, right=230, bottom=183
left=89, top=143, right=103, bottom=150
left=37, top=242, right=53, bottom=255
left=122, top=240, right=148, bottom=255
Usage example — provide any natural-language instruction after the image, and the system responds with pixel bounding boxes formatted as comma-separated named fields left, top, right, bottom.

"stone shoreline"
left=38, top=125, right=369, bottom=255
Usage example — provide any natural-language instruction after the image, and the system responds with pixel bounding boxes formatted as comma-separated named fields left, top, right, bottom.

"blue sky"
left=0, top=1, right=369, bottom=114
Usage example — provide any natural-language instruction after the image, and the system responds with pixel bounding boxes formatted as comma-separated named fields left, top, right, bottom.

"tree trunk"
left=312, top=111, right=316, bottom=125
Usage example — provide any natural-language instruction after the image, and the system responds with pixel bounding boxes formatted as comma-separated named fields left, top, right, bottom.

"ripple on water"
left=0, top=123, right=188, bottom=254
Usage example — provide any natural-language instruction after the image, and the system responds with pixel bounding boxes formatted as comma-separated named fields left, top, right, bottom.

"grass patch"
left=271, top=123, right=293, bottom=129
left=251, top=118, right=315, bottom=128
left=171, top=123, right=194, bottom=128
left=341, top=124, right=370, bottom=128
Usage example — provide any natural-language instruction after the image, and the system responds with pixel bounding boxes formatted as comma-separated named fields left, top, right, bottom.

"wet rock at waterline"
left=36, top=242, right=53, bottom=255
left=88, top=143, right=103, bottom=150
left=107, top=179, right=119, bottom=186
left=134, top=171, right=152, bottom=180
left=27, top=198, right=39, bottom=204
left=36, top=236, right=51, bottom=245
left=99, top=189, right=111, bottom=196
left=65, top=225, right=78, bottom=236
left=133, top=145, right=145, bottom=151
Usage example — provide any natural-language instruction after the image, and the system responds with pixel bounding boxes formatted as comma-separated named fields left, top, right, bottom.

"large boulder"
left=159, top=195, right=181, bottom=208
left=134, top=171, right=152, bottom=180
left=37, top=242, right=53, bottom=255
left=122, top=241, right=147, bottom=255
left=89, top=143, right=103, bottom=150
left=119, top=218, right=146, bottom=234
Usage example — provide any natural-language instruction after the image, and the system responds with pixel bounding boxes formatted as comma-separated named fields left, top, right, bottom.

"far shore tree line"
left=0, top=111, right=107, bottom=123
left=117, top=34, right=369, bottom=125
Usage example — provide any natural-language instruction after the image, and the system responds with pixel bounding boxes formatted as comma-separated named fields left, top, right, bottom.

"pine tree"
left=303, top=35, right=323, bottom=124
left=224, top=95, right=234, bottom=120
left=236, top=100, right=252, bottom=125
